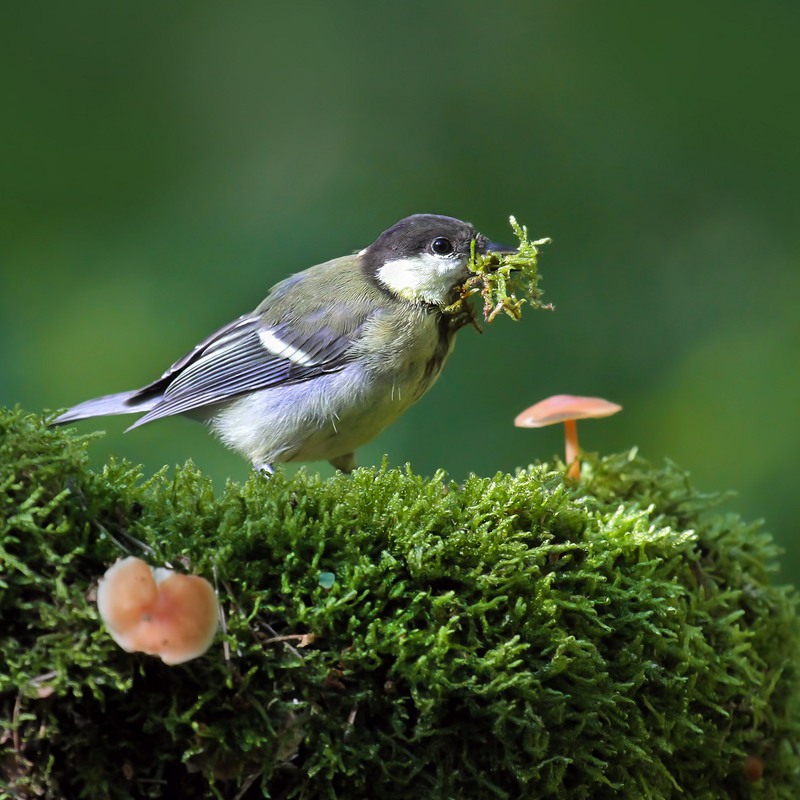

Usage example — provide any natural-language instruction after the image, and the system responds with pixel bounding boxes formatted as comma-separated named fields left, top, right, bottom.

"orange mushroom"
left=514, top=394, right=622, bottom=481
left=97, top=556, right=219, bottom=665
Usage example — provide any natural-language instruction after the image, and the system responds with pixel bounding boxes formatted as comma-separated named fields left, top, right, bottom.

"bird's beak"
left=485, top=241, right=517, bottom=255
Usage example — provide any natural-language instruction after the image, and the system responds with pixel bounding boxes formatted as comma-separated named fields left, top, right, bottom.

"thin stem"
left=564, top=419, right=580, bottom=481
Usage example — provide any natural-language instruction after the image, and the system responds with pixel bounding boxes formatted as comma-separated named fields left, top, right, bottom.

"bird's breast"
left=354, top=307, right=455, bottom=398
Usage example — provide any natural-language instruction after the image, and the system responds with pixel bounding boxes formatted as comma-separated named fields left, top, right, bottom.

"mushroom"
left=514, top=394, right=622, bottom=481
left=97, top=556, right=219, bottom=665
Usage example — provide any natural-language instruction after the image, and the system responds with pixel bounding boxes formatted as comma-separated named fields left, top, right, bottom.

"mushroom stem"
left=564, top=419, right=580, bottom=481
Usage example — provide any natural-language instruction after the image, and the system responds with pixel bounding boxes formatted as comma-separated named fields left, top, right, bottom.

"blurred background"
left=2, top=2, right=798, bottom=578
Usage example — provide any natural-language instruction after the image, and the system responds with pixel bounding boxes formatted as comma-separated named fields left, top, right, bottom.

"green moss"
left=1, top=408, right=798, bottom=798
left=449, top=215, right=551, bottom=325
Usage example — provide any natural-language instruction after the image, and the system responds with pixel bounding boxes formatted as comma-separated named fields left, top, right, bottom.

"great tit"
left=52, top=214, right=510, bottom=473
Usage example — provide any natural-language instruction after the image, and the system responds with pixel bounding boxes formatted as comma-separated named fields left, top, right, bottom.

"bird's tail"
left=51, top=390, right=161, bottom=427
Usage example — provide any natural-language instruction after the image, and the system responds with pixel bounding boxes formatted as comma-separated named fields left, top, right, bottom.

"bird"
left=52, top=213, right=511, bottom=473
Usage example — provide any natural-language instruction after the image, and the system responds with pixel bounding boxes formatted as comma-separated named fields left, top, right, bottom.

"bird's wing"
left=127, top=298, right=372, bottom=428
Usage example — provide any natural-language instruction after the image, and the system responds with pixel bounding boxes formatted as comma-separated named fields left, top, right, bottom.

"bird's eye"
left=431, top=237, right=454, bottom=255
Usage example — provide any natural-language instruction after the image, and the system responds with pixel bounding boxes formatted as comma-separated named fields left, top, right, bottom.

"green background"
left=2, top=2, right=798, bottom=578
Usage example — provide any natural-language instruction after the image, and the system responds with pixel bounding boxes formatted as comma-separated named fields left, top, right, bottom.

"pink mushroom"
left=97, top=556, right=219, bottom=665
left=515, top=394, right=622, bottom=481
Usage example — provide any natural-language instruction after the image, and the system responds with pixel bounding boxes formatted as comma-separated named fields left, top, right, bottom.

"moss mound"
left=1, top=407, right=798, bottom=798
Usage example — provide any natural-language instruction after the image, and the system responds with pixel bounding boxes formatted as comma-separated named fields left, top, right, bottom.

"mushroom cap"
left=97, top=556, right=159, bottom=632
left=514, top=394, right=622, bottom=428
left=97, top=556, right=219, bottom=666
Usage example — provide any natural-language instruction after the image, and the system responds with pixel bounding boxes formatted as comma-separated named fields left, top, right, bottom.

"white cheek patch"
left=377, top=253, right=467, bottom=305
left=258, top=329, right=318, bottom=366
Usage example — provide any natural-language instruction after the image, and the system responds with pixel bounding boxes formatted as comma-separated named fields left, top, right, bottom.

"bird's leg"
left=253, top=461, right=275, bottom=477
left=329, top=452, right=356, bottom=474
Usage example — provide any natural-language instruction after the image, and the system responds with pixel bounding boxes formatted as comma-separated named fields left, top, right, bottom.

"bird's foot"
left=329, top=452, right=356, bottom=474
